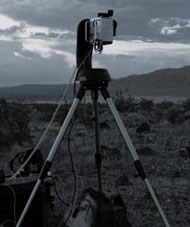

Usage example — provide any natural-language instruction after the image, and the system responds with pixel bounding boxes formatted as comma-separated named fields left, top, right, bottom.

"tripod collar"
left=77, top=68, right=111, bottom=90
left=77, top=68, right=111, bottom=82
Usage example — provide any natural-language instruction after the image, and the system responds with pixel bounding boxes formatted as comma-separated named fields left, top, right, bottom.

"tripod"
left=16, top=68, right=170, bottom=227
left=16, top=11, right=170, bottom=226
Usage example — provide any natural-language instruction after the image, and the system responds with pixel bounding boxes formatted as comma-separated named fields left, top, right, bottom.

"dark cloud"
left=0, top=0, right=189, bottom=42
left=0, top=0, right=83, bottom=30
left=0, top=25, right=21, bottom=35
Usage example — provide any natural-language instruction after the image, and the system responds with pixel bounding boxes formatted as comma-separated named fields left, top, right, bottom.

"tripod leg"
left=101, top=88, right=170, bottom=227
left=16, top=86, right=85, bottom=227
left=91, top=89, right=102, bottom=193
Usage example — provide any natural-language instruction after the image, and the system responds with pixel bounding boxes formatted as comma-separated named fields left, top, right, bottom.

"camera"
left=76, top=10, right=117, bottom=69
left=85, top=10, right=117, bottom=52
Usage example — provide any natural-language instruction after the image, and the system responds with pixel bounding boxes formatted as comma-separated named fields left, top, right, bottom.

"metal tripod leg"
left=16, top=86, right=85, bottom=227
left=91, top=89, right=102, bottom=193
left=101, top=88, right=170, bottom=227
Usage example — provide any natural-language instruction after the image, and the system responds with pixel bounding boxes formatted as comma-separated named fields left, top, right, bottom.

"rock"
left=179, top=147, right=190, bottom=158
left=136, top=122, right=150, bottom=133
left=99, top=122, right=111, bottom=130
left=115, top=174, right=131, bottom=187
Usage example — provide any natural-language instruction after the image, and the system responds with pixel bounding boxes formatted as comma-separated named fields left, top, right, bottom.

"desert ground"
left=0, top=96, right=190, bottom=226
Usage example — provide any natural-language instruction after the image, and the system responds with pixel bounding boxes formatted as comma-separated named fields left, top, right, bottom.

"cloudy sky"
left=0, top=0, right=190, bottom=86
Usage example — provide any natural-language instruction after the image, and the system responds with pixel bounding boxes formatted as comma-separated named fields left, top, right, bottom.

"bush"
left=0, top=100, right=31, bottom=148
left=156, top=100, right=174, bottom=110
left=182, top=97, right=190, bottom=111
left=166, top=108, right=186, bottom=125
left=115, top=95, right=138, bottom=112
left=139, top=98, right=154, bottom=110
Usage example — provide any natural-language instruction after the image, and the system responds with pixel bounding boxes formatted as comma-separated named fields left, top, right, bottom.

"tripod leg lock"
left=101, top=87, right=110, bottom=99
left=134, top=160, right=146, bottom=180
left=39, top=161, right=52, bottom=180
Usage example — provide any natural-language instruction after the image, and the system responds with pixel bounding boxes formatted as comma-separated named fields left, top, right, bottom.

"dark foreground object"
left=0, top=180, right=51, bottom=227
left=64, top=188, right=132, bottom=227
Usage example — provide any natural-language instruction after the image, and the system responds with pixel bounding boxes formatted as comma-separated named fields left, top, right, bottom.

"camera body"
left=85, top=17, right=114, bottom=45
left=76, top=10, right=117, bottom=70
left=85, top=10, right=117, bottom=52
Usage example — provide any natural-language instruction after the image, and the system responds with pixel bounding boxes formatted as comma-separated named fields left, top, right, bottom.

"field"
left=1, top=96, right=190, bottom=226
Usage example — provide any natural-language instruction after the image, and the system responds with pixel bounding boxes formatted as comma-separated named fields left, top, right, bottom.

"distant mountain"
left=0, top=84, right=73, bottom=102
left=110, top=65, right=190, bottom=97
left=0, top=66, right=190, bottom=102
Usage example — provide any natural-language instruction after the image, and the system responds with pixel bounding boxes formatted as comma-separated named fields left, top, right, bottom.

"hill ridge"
left=0, top=65, right=190, bottom=101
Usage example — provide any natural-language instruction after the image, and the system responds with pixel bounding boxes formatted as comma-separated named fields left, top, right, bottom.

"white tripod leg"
left=101, top=88, right=170, bottom=227
left=16, top=87, right=85, bottom=227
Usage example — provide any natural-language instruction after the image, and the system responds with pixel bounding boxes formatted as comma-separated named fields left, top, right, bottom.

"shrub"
left=166, top=108, right=186, bottom=125
left=0, top=100, right=31, bottom=148
left=181, top=97, right=190, bottom=111
left=115, top=95, right=138, bottom=112
left=156, top=100, right=174, bottom=110
left=139, top=98, right=154, bottom=111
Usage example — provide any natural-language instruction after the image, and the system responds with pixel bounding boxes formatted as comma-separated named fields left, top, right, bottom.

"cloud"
left=0, top=12, right=75, bottom=64
left=93, top=40, right=190, bottom=77
left=161, top=27, right=178, bottom=35
left=57, top=51, right=75, bottom=68
left=0, top=13, right=74, bottom=41
left=0, top=13, right=20, bottom=29
left=21, top=39, right=57, bottom=58
left=0, top=25, right=21, bottom=36
left=14, top=51, right=33, bottom=60
left=103, top=40, right=190, bottom=56
left=149, top=17, right=190, bottom=40
left=161, top=20, right=190, bottom=36
left=0, top=0, right=83, bottom=30
left=1, top=0, right=190, bottom=43
left=17, top=38, right=75, bottom=68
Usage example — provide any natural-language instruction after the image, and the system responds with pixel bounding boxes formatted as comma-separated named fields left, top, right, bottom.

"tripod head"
left=76, top=10, right=117, bottom=76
